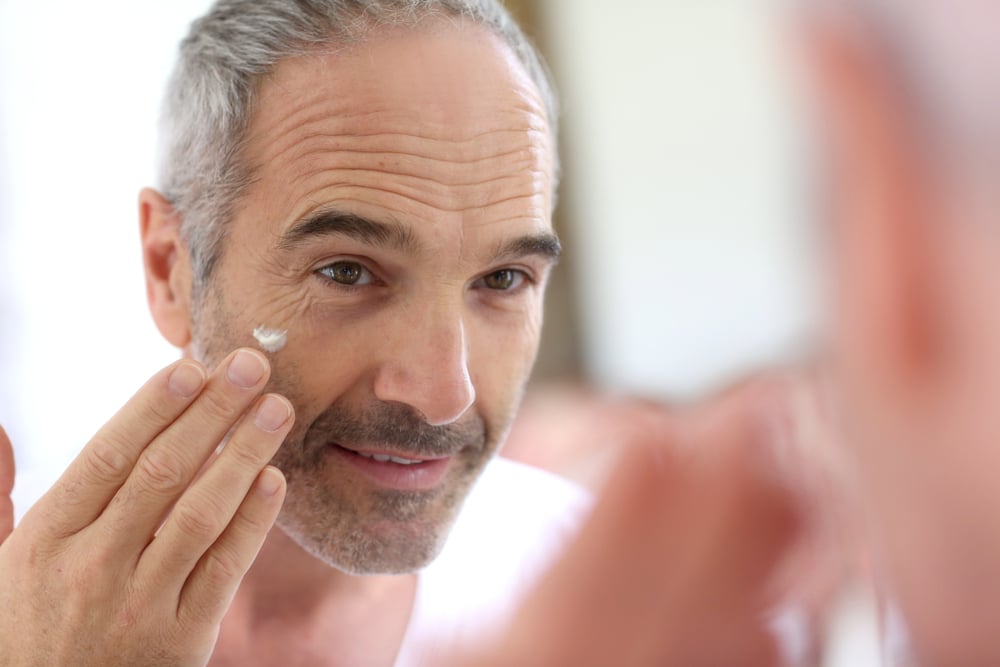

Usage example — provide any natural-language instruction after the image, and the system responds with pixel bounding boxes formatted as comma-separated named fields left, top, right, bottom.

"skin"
left=0, top=352, right=292, bottom=666
left=805, top=17, right=1000, bottom=666
left=451, top=383, right=802, bottom=666
left=178, top=24, right=555, bottom=574
left=0, top=19, right=556, bottom=667
left=26, top=8, right=984, bottom=667
left=151, top=22, right=556, bottom=666
left=187, top=21, right=555, bottom=573
left=0, top=427, right=12, bottom=542
left=450, top=9, right=1000, bottom=666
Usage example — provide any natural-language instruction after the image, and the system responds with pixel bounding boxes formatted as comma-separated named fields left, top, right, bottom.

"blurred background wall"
left=525, top=0, right=817, bottom=395
left=0, top=0, right=817, bottom=517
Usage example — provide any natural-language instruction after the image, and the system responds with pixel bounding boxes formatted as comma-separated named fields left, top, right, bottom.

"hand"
left=457, top=393, right=802, bottom=666
left=0, top=349, right=292, bottom=667
left=0, top=425, right=13, bottom=545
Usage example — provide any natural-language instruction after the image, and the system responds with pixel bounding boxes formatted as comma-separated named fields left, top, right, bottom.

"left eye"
left=317, top=261, right=374, bottom=286
left=480, top=269, right=526, bottom=291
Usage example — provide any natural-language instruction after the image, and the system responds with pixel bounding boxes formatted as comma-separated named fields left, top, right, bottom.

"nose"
left=372, top=305, right=476, bottom=426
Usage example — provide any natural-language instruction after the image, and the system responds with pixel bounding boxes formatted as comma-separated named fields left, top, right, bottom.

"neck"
left=244, top=527, right=409, bottom=611
left=216, top=527, right=418, bottom=665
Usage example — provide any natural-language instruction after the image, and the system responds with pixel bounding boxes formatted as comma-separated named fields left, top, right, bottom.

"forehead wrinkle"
left=288, top=143, right=546, bottom=185
left=305, top=181, right=547, bottom=217
left=257, top=121, right=550, bottom=177
left=307, top=106, right=551, bottom=141
left=291, top=164, right=546, bottom=209
left=281, top=141, right=550, bottom=217
left=250, top=55, right=548, bottom=133
left=244, top=22, right=556, bottom=178
left=286, top=140, right=541, bottom=169
left=248, top=63, right=551, bottom=163
left=249, top=124, right=551, bottom=219
left=323, top=199, right=548, bottom=235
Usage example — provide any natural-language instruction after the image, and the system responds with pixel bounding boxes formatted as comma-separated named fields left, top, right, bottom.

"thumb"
left=0, top=425, right=15, bottom=543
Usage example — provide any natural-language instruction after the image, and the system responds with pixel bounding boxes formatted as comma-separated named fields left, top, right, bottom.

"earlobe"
left=139, top=187, right=193, bottom=349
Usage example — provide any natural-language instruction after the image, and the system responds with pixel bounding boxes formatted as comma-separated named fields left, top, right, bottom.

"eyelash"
left=315, top=260, right=378, bottom=290
left=473, top=268, right=533, bottom=293
left=313, top=261, right=536, bottom=295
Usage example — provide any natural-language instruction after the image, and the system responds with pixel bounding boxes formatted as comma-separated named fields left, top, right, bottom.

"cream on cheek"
left=253, top=326, right=288, bottom=353
left=238, top=283, right=314, bottom=350
left=230, top=236, right=375, bottom=352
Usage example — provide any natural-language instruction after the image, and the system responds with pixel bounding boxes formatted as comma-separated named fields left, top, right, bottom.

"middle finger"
left=90, top=349, right=271, bottom=555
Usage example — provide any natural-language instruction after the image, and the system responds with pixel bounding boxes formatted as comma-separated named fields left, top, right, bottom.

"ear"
left=803, top=20, right=944, bottom=397
left=139, top=188, right=193, bottom=349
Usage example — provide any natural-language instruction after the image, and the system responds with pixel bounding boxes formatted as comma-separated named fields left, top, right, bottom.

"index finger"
left=0, top=424, right=13, bottom=496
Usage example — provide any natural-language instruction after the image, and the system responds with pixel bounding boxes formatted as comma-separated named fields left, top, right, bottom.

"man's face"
left=187, top=23, right=556, bottom=574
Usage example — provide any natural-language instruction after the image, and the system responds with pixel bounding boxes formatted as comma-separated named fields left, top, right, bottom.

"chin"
left=276, top=509, right=454, bottom=576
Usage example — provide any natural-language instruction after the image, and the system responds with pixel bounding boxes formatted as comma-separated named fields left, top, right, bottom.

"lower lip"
left=327, top=444, right=453, bottom=491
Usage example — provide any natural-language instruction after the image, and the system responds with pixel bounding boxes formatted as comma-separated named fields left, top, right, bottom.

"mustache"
left=303, top=401, right=488, bottom=458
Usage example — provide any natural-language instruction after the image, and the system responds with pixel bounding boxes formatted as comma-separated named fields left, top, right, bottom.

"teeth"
left=356, top=451, right=421, bottom=465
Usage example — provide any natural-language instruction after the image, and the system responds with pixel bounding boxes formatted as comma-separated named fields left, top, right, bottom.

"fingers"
left=138, top=392, right=293, bottom=588
left=177, top=466, right=286, bottom=626
left=0, top=425, right=13, bottom=496
left=496, top=415, right=799, bottom=666
left=36, top=360, right=208, bottom=535
left=95, top=349, right=273, bottom=552
left=0, top=425, right=13, bottom=543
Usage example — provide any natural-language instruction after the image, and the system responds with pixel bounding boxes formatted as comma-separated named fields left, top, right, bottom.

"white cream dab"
left=253, top=326, right=288, bottom=353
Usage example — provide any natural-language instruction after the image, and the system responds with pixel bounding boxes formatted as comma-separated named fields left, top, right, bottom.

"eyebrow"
left=278, top=207, right=561, bottom=264
left=278, top=209, right=416, bottom=252
left=492, top=232, right=562, bottom=265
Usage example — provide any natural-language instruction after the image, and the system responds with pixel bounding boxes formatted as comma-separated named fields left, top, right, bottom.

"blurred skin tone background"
left=3, top=0, right=1000, bottom=665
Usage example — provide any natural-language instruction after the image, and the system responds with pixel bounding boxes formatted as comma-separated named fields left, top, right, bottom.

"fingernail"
left=257, top=466, right=285, bottom=497
left=228, top=349, right=267, bottom=388
left=255, top=395, right=291, bottom=432
left=168, top=362, right=206, bottom=398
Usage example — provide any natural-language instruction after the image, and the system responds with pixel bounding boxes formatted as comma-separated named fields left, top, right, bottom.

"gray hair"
left=159, top=0, right=559, bottom=290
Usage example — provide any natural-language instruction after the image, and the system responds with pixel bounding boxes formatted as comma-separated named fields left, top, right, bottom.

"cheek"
left=220, top=280, right=545, bottom=431
left=263, top=307, right=383, bottom=406
left=467, top=305, right=544, bottom=400
left=233, top=276, right=320, bottom=338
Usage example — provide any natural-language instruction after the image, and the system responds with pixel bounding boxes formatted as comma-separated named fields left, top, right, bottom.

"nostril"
left=373, top=365, right=476, bottom=427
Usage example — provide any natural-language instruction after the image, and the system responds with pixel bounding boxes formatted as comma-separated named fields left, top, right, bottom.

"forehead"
left=238, top=22, right=554, bottom=237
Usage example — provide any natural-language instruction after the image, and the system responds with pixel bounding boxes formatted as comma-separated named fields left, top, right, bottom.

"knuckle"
left=67, top=564, right=99, bottom=597
left=234, top=500, right=274, bottom=536
left=136, top=448, right=188, bottom=495
left=172, top=502, right=224, bottom=541
left=83, top=437, right=132, bottom=484
left=66, top=551, right=115, bottom=598
left=115, top=584, right=150, bottom=632
left=142, top=397, right=180, bottom=430
left=198, top=388, right=243, bottom=424
left=201, top=544, right=242, bottom=585
left=224, top=436, right=268, bottom=472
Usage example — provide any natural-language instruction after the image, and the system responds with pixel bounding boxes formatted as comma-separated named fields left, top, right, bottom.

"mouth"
left=328, top=443, right=454, bottom=491
left=353, top=450, right=434, bottom=466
